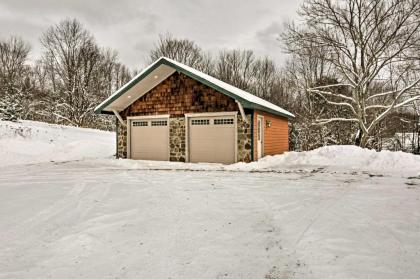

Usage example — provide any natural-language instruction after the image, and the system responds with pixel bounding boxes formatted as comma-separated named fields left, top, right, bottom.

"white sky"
left=0, top=0, right=302, bottom=70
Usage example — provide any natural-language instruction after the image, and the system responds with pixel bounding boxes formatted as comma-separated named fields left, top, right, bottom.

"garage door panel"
left=189, top=116, right=236, bottom=164
left=130, top=119, right=168, bottom=161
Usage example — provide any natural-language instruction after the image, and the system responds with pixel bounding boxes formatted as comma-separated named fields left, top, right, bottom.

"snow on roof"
left=95, top=57, right=294, bottom=118
left=164, top=57, right=294, bottom=118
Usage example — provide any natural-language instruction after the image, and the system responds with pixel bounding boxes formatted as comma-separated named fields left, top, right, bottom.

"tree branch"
left=313, top=118, right=360, bottom=125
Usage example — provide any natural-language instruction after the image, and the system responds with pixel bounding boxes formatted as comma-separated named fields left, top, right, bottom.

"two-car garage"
left=128, top=113, right=237, bottom=164
left=96, top=57, right=293, bottom=163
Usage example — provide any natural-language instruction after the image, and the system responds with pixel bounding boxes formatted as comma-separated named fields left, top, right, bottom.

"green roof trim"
left=94, top=59, right=164, bottom=114
left=95, top=57, right=294, bottom=119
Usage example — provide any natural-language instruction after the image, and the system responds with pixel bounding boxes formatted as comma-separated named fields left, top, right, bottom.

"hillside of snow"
left=0, top=120, right=115, bottom=167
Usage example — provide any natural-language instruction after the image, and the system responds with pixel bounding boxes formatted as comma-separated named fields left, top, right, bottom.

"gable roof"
left=94, top=57, right=294, bottom=119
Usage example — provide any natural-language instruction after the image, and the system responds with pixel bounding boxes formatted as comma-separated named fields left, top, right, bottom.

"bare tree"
left=95, top=49, right=131, bottom=98
left=283, top=51, right=358, bottom=151
left=214, top=49, right=256, bottom=91
left=252, top=56, right=279, bottom=101
left=37, top=18, right=132, bottom=128
left=149, top=33, right=211, bottom=72
left=39, top=19, right=102, bottom=126
left=282, top=0, right=420, bottom=146
left=112, top=62, right=132, bottom=90
left=214, top=49, right=292, bottom=109
left=0, top=36, right=32, bottom=121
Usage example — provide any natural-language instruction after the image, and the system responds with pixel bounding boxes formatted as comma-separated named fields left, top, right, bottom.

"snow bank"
left=0, top=120, right=115, bottom=167
left=229, top=145, right=420, bottom=176
left=105, top=145, right=420, bottom=177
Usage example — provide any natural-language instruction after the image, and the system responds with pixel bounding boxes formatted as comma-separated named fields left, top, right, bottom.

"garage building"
left=95, top=57, right=294, bottom=164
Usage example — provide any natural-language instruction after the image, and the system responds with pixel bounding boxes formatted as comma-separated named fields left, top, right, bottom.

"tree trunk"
left=360, top=134, right=369, bottom=148
left=354, top=128, right=363, bottom=146
left=354, top=127, right=369, bottom=148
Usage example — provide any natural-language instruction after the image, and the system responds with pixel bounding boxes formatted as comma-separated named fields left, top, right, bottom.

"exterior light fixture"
left=154, top=75, right=158, bottom=79
left=127, top=95, right=131, bottom=99
left=266, top=120, right=272, bottom=128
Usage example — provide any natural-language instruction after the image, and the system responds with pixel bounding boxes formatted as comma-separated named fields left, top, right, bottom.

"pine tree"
left=0, top=37, right=30, bottom=122
left=0, top=83, right=24, bottom=121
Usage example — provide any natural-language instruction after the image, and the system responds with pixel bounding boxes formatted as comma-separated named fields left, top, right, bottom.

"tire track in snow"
left=279, top=177, right=357, bottom=277
left=341, top=204, right=409, bottom=276
left=0, top=175, right=115, bottom=276
left=294, top=186, right=353, bottom=246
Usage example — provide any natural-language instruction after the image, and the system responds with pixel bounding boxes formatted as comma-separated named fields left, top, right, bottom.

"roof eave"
left=94, top=57, right=167, bottom=114
left=243, top=102, right=295, bottom=119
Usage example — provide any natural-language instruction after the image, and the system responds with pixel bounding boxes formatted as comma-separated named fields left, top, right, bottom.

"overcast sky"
left=0, top=0, right=302, bottom=70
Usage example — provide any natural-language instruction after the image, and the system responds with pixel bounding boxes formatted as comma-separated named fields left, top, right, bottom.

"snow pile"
left=107, top=145, right=420, bottom=176
left=0, top=120, right=115, bottom=167
left=229, top=145, right=420, bottom=176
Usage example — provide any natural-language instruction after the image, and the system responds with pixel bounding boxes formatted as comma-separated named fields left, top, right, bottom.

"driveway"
left=0, top=160, right=419, bottom=279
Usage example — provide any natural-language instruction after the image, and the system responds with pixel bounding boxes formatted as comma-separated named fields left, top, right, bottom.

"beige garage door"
left=130, top=118, right=169, bottom=161
left=188, top=116, right=236, bottom=164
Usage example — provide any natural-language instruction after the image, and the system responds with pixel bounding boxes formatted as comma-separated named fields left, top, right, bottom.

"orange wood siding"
left=253, top=110, right=289, bottom=159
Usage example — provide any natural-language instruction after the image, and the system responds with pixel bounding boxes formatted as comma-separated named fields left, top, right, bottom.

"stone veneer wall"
left=169, top=118, right=186, bottom=162
left=116, top=120, right=127, bottom=159
left=237, top=114, right=252, bottom=162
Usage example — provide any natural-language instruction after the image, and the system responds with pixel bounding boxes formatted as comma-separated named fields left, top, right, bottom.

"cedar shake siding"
left=253, top=110, right=289, bottom=159
left=122, top=72, right=238, bottom=118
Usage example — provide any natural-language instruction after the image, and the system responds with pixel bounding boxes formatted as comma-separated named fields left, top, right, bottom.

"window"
left=191, top=119, right=210, bottom=125
left=151, top=120, right=167, bottom=126
left=132, top=121, right=148, bottom=127
left=214, top=118, right=234, bottom=125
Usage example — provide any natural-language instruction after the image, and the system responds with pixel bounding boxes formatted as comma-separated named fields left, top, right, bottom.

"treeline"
left=1, top=0, right=419, bottom=153
left=0, top=19, right=132, bottom=130
left=0, top=21, right=293, bottom=134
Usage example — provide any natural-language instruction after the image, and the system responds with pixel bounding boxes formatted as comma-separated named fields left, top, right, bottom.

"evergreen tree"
left=0, top=37, right=31, bottom=121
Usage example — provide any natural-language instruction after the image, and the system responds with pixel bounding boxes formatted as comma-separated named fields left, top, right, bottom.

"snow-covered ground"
left=0, top=120, right=115, bottom=166
left=0, top=120, right=420, bottom=279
